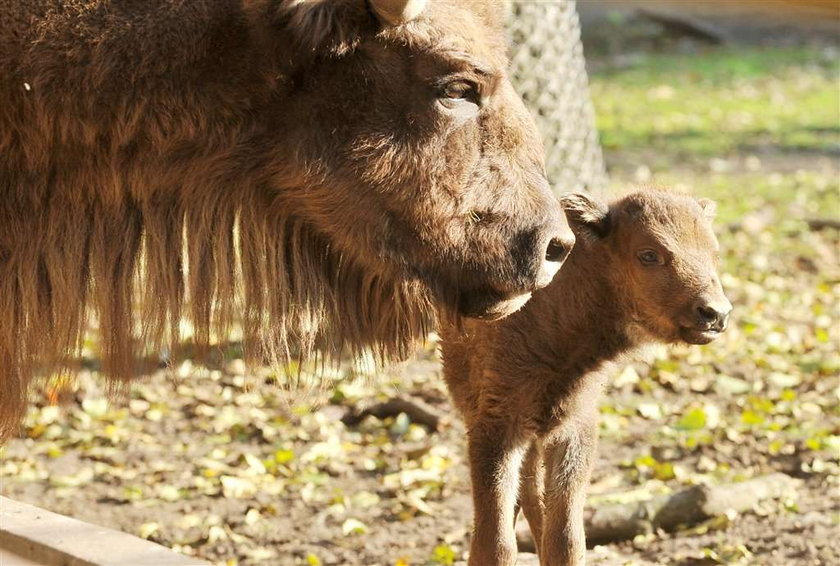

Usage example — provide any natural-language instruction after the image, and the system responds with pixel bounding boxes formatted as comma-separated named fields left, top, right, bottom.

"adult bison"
left=0, top=0, right=574, bottom=437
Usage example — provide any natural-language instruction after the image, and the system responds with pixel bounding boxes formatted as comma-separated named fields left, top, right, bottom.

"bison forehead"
left=376, top=0, right=508, bottom=71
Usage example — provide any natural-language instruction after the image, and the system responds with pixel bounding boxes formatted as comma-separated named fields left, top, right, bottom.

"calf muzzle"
left=694, top=298, right=732, bottom=332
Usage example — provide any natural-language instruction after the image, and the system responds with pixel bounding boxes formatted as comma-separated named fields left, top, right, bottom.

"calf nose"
left=695, top=298, right=733, bottom=331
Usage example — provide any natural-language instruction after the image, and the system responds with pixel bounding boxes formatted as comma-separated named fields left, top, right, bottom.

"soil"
left=1, top=334, right=838, bottom=566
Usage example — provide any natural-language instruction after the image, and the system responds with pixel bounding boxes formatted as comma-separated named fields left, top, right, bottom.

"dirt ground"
left=2, top=326, right=838, bottom=566
left=1, top=8, right=839, bottom=566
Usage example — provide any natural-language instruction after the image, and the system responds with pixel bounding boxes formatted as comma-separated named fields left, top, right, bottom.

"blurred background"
left=1, top=2, right=837, bottom=565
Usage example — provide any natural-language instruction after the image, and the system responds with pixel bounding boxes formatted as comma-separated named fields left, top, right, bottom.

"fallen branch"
left=638, top=9, right=728, bottom=44
left=341, top=394, right=447, bottom=431
left=806, top=218, right=840, bottom=231
left=517, top=473, right=801, bottom=549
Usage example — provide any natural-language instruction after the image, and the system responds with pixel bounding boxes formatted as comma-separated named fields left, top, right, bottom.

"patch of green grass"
left=638, top=170, right=839, bottom=226
left=709, top=171, right=837, bottom=221
left=590, top=47, right=839, bottom=158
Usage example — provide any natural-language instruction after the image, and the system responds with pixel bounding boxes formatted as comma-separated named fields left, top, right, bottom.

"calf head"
left=561, top=189, right=732, bottom=345
left=251, top=0, right=573, bottom=320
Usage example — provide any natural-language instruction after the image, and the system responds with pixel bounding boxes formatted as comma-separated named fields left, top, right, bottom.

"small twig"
left=341, top=394, right=447, bottom=431
left=806, top=218, right=840, bottom=231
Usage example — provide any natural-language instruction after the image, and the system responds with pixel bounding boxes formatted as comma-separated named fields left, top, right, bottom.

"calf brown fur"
left=441, top=189, right=732, bottom=566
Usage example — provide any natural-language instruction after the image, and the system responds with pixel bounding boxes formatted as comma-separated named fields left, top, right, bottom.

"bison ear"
left=697, top=198, right=718, bottom=220
left=268, top=0, right=372, bottom=57
left=559, top=192, right=611, bottom=239
left=369, top=0, right=427, bottom=25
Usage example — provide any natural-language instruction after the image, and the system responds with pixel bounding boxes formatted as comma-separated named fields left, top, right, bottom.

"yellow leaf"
left=676, top=407, right=707, bottom=431
left=740, top=410, right=765, bottom=426
left=138, top=522, right=159, bottom=539
left=341, top=518, right=368, bottom=535
left=431, top=544, right=456, bottom=566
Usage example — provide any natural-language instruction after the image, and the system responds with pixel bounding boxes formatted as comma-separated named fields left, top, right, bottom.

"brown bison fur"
left=441, top=188, right=732, bottom=566
left=0, top=0, right=574, bottom=438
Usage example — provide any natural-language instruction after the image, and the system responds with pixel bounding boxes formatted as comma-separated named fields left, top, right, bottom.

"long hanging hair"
left=0, top=177, right=436, bottom=439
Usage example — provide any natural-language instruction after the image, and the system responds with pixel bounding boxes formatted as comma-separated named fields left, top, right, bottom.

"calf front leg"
left=540, top=419, right=598, bottom=566
left=467, top=424, right=528, bottom=566
left=518, top=439, right=545, bottom=554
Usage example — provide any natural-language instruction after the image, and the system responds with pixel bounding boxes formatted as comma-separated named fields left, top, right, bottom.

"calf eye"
left=638, top=249, right=661, bottom=265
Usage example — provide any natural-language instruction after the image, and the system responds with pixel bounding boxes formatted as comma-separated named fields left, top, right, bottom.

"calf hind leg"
left=540, top=419, right=597, bottom=566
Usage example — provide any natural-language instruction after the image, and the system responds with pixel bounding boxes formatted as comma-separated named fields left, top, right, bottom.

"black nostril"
left=545, top=238, right=571, bottom=263
left=696, top=305, right=720, bottom=323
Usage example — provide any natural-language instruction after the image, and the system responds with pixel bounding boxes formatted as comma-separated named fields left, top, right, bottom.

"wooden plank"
left=0, top=546, right=45, bottom=566
left=0, top=497, right=209, bottom=566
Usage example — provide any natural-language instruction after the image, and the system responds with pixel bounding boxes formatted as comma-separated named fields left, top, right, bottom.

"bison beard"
left=0, top=0, right=575, bottom=439
left=0, top=175, right=435, bottom=439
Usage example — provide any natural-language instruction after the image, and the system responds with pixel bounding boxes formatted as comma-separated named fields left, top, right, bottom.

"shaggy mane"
left=0, top=195, right=435, bottom=439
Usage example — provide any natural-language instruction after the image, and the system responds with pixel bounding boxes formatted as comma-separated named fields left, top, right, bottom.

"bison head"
left=249, top=0, right=574, bottom=321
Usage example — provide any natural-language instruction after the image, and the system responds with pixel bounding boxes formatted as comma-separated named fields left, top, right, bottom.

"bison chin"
left=455, top=288, right=533, bottom=321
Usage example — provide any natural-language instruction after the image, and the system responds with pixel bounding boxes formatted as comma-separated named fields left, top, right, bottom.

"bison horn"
left=369, top=0, right=427, bottom=25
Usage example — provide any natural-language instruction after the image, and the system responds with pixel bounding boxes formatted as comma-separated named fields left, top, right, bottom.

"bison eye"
left=638, top=249, right=661, bottom=265
left=439, top=80, right=480, bottom=107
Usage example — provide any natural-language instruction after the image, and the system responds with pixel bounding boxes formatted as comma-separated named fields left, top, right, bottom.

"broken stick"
left=341, top=394, right=447, bottom=431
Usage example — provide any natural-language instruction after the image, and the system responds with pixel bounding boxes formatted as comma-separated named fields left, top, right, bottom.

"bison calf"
left=441, top=189, right=732, bottom=566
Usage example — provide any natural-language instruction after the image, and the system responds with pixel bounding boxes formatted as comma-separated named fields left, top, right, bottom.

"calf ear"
left=697, top=198, right=718, bottom=220
left=559, top=192, right=611, bottom=239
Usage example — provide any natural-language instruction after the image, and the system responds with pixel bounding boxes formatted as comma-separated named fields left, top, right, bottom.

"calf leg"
left=467, top=425, right=528, bottom=566
left=540, top=419, right=598, bottom=566
left=518, top=439, right=545, bottom=553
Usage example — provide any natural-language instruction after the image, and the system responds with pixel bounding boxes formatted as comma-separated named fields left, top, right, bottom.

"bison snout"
left=694, top=297, right=732, bottom=332
left=535, top=232, right=575, bottom=289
